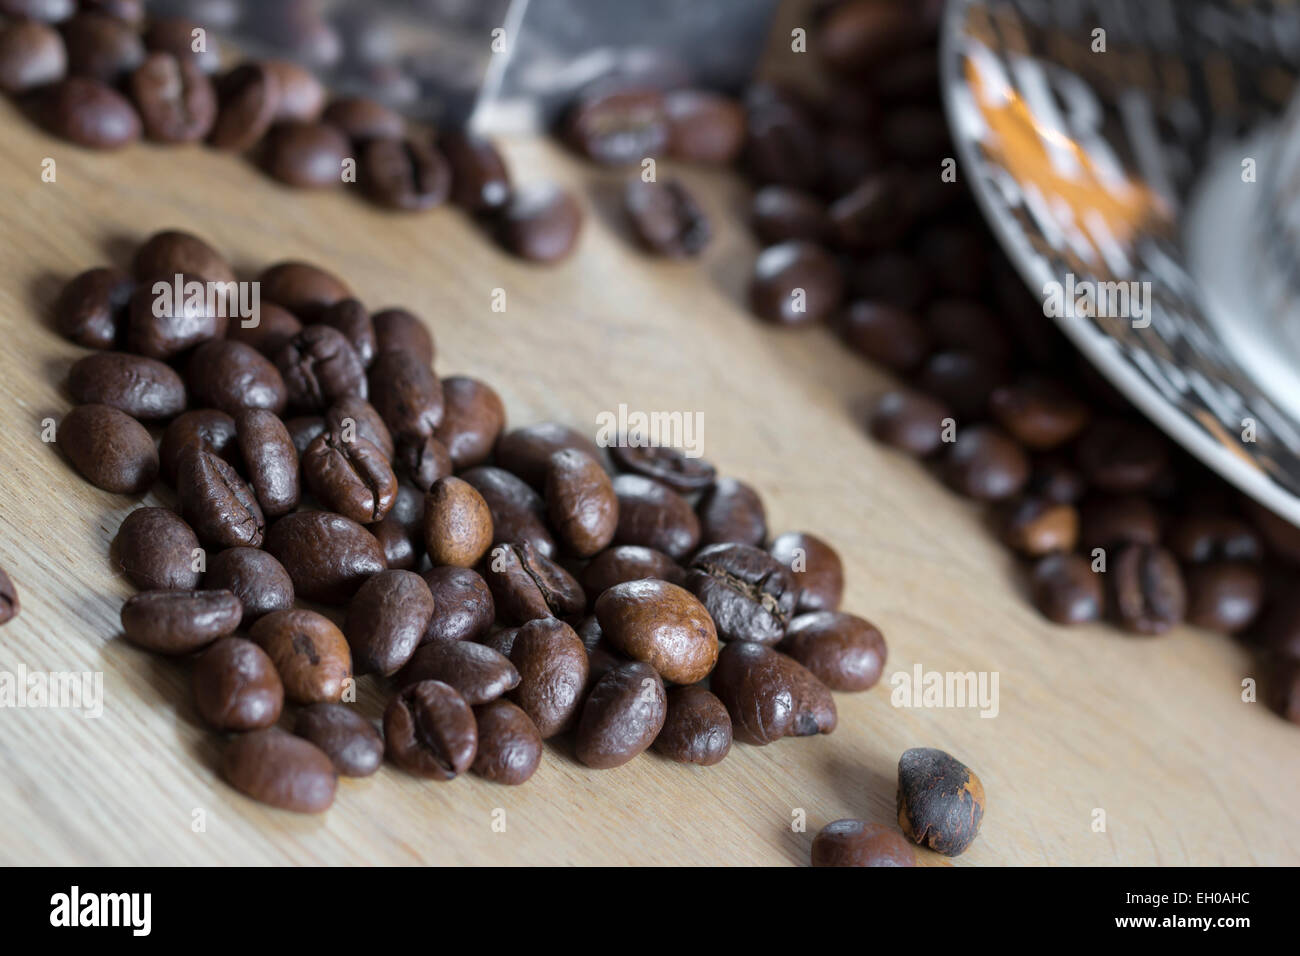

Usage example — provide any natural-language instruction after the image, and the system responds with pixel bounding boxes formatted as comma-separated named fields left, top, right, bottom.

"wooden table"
left=0, top=102, right=1296, bottom=866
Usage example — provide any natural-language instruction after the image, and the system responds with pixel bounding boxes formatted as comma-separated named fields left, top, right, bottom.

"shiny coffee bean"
left=60, top=403, right=158, bottom=494
left=159, top=408, right=238, bottom=485
left=999, top=497, right=1078, bottom=556
left=424, top=476, right=494, bottom=568
left=839, top=302, right=930, bottom=372
left=623, top=177, right=710, bottom=257
left=370, top=482, right=425, bottom=571
left=396, top=640, right=519, bottom=705
left=263, top=510, right=386, bottom=604
left=663, top=88, right=744, bottom=164
left=989, top=380, right=1089, bottom=450
left=440, top=129, right=510, bottom=212
left=285, top=414, right=326, bottom=457
left=868, top=389, right=951, bottom=457
left=143, top=15, right=221, bottom=74
left=1027, top=455, right=1088, bottom=505
left=480, top=541, right=585, bottom=625
left=434, top=376, right=505, bottom=470
left=344, top=568, right=435, bottom=676
left=220, top=728, right=336, bottom=813
left=850, top=252, right=928, bottom=311
left=263, top=120, right=349, bottom=188
left=768, top=531, right=843, bottom=613
left=1166, top=515, right=1262, bottom=564
left=367, top=348, right=443, bottom=441
left=461, top=466, right=556, bottom=557
left=780, top=611, right=885, bottom=691
left=316, top=299, right=376, bottom=369
left=1030, top=553, right=1103, bottom=625
left=120, top=588, right=241, bottom=654
left=828, top=173, right=911, bottom=250
left=751, top=185, right=827, bottom=245
left=612, top=474, right=700, bottom=560
left=371, top=307, right=434, bottom=365
left=361, top=135, right=451, bottom=209
left=68, top=351, right=186, bottom=420
left=812, top=820, right=916, bottom=867
left=575, top=661, right=667, bottom=769
left=54, top=266, right=133, bottom=349
left=421, top=566, right=495, bottom=643
left=275, top=325, right=368, bottom=410
left=293, top=702, right=383, bottom=777
left=192, top=636, right=283, bottom=731
left=897, top=747, right=985, bottom=856
left=0, top=20, right=66, bottom=94
left=546, top=448, right=618, bottom=557
left=233, top=409, right=299, bottom=518
left=652, top=685, right=732, bottom=765
left=133, top=229, right=235, bottom=285
left=471, top=699, right=542, bottom=785
left=125, top=275, right=226, bottom=359
left=250, top=608, right=352, bottom=704
left=1269, top=661, right=1300, bottom=724
left=209, top=62, right=280, bottom=151
left=944, top=425, right=1029, bottom=501
left=399, top=434, right=453, bottom=491
left=710, top=641, right=837, bottom=744
left=129, top=52, right=215, bottom=143
left=595, top=579, right=718, bottom=684
left=1077, top=495, right=1161, bottom=552
left=384, top=679, right=477, bottom=779
left=508, top=617, right=589, bottom=738
left=187, top=339, right=289, bottom=416
left=1111, top=544, right=1186, bottom=635
left=302, top=430, right=397, bottom=524
left=321, top=95, right=405, bottom=142
left=688, top=543, right=797, bottom=645
left=564, top=87, right=668, bottom=164
left=1184, top=562, right=1262, bottom=634
left=322, top=396, right=392, bottom=460
left=697, top=478, right=766, bottom=547
left=176, top=445, right=264, bottom=547
left=1076, top=419, right=1169, bottom=494
left=42, top=76, right=141, bottom=148
left=494, top=183, right=583, bottom=263
left=62, top=11, right=143, bottom=82
left=495, top=422, right=606, bottom=489
left=581, top=545, right=685, bottom=598
left=259, top=260, right=350, bottom=319
left=112, top=506, right=200, bottom=591
left=203, top=546, right=294, bottom=624
left=925, top=299, right=1013, bottom=367
left=750, top=241, right=843, bottom=325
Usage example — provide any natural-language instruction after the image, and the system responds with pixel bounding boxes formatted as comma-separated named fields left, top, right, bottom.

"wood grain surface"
left=0, top=101, right=1296, bottom=866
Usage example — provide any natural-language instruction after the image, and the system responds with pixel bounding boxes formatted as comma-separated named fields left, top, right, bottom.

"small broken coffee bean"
left=896, top=747, right=985, bottom=856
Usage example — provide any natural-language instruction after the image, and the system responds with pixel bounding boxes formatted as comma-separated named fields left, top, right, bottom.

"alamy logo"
left=50, top=886, right=151, bottom=936
left=595, top=403, right=704, bottom=459
left=152, top=273, right=260, bottom=328
left=1042, top=273, right=1151, bottom=328
left=889, top=664, right=999, bottom=718
left=0, top=666, right=102, bottom=718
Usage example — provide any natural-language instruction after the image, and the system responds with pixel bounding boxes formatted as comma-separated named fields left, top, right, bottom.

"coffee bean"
left=187, top=339, right=289, bottom=416
left=564, top=87, right=668, bottom=164
left=664, top=88, right=744, bottom=165
left=812, top=819, right=916, bottom=867
left=159, top=408, right=238, bottom=485
left=129, top=51, right=215, bottom=143
left=1077, top=494, right=1160, bottom=552
left=367, top=348, right=443, bottom=441
left=203, top=546, right=294, bottom=624
left=397, top=640, right=519, bottom=705
left=371, top=307, right=434, bottom=366
left=221, top=727, right=336, bottom=812
left=897, top=747, right=984, bottom=856
left=481, top=541, right=585, bottom=625
left=652, top=685, right=731, bottom=765
left=750, top=241, right=843, bottom=325
left=545, top=448, right=618, bottom=557
left=261, top=58, right=325, bottom=121
left=781, top=611, right=885, bottom=691
left=422, top=476, right=493, bottom=568
left=143, top=15, right=221, bottom=74
left=433, top=376, right=505, bottom=470
left=421, top=565, right=495, bottom=643
left=494, top=183, right=583, bottom=263
left=576, top=614, right=628, bottom=685
left=62, top=11, right=143, bottom=82
left=399, top=434, right=453, bottom=492
left=360, top=134, right=451, bottom=209
left=233, top=408, right=299, bottom=518
left=989, top=380, right=1089, bottom=450
left=1076, top=419, right=1169, bottom=494
left=439, top=129, right=510, bottom=212
left=925, top=299, right=1013, bottom=367
left=223, top=301, right=300, bottom=357
left=580, top=545, right=685, bottom=598
left=575, top=661, right=667, bottom=769
left=1166, top=515, right=1262, bottom=564
left=315, top=299, right=376, bottom=369
left=1269, top=661, right=1300, bottom=724
left=262, top=120, right=349, bottom=188
left=293, top=702, right=383, bottom=777
left=839, top=302, right=930, bottom=372
left=819, top=0, right=926, bottom=73
left=1111, top=544, right=1185, bottom=635
left=384, top=679, right=477, bottom=779
left=54, top=266, right=133, bottom=349
left=622, top=177, right=710, bottom=257
left=43, top=76, right=141, bottom=148
left=111, top=506, right=201, bottom=590
left=827, top=173, right=912, bottom=249
left=259, top=260, right=350, bottom=319
left=461, top=466, right=556, bottom=557
left=192, top=636, right=283, bottom=731
left=495, top=422, right=606, bottom=489
left=302, top=430, right=397, bottom=524
left=610, top=443, right=714, bottom=493
left=688, top=543, right=797, bottom=645
left=60, top=403, right=158, bottom=494
left=250, top=608, right=352, bottom=704
left=321, top=95, right=404, bottom=142
left=276, top=325, right=368, bottom=410
left=595, top=579, right=718, bottom=684
left=338, top=569, right=432, bottom=676
left=0, top=567, right=17, bottom=626
left=209, top=62, right=280, bottom=151
left=710, top=641, right=836, bottom=744
left=285, top=415, right=326, bottom=458
left=868, top=389, right=952, bottom=457
left=372, top=482, right=424, bottom=570
left=917, top=351, right=1003, bottom=419
left=743, top=83, right=823, bottom=189
left=850, top=252, right=927, bottom=311
left=750, top=185, right=827, bottom=244
left=133, top=229, right=235, bottom=286
left=264, top=511, right=386, bottom=604
left=1030, top=552, right=1103, bottom=625
left=697, top=478, right=766, bottom=547
left=68, top=351, right=187, bottom=420
left=943, top=425, right=1029, bottom=501
left=176, top=445, right=265, bottom=547
left=508, top=617, right=589, bottom=737
left=768, top=531, right=843, bottom=613
left=0, top=0, right=73, bottom=21
left=120, top=588, right=241, bottom=654
left=1027, top=455, right=1087, bottom=505
left=323, top=396, right=392, bottom=460
left=471, top=699, right=542, bottom=785
left=0, top=19, right=66, bottom=94
left=612, top=474, right=700, bottom=560
left=126, top=274, right=226, bottom=359
left=1184, top=562, right=1261, bottom=634
left=999, top=497, right=1078, bottom=556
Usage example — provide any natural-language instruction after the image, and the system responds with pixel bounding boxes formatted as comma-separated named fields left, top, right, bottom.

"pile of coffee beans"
left=51, top=227, right=890, bottom=813
left=0, top=3, right=582, bottom=263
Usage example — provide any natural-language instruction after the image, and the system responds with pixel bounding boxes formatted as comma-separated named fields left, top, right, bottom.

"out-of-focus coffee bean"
left=812, top=819, right=917, bottom=867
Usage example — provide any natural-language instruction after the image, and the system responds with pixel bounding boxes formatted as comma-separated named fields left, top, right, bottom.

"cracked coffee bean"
left=176, top=445, right=265, bottom=548
left=480, top=541, right=585, bottom=625
left=687, top=542, right=797, bottom=645
left=302, top=430, right=397, bottom=524
left=384, top=679, right=477, bottom=779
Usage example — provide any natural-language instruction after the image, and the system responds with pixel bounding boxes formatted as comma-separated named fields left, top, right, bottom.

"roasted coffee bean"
left=384, top=679, right=477, bottom=779
left=423, top=476, right=493, bottom=568
left=750, top=185, right=827, bottom=244
left=0, top=567, right=17, bottom=626
left=192, top=636, right=283, bottom=731
left=743, top=83, right=823, bottom=189
left=750, top=241, right=843, bottom=325
left=439, top=129, right=510, bottom=212
left=999, top=497, right=1078, bottom=556
left=710, top=641, right=836, bottom=744
left=361, top=135, right=451, bottom=209
left=129, top=51, right=215, bottom=143
left=321, top=95, right=405, bottom=142
left=397, top=640, right=519, bottom=705
left=187, top=339, right=289, bottom=416
left=59, top=403, right=158, bottom=494
left=623, top=177, right=710, bottom=257
left=576, top=614, right=627, bottom=685
left=1166, top=515, right=1262, bottom=564
left=68, top=351, right=186, bottom=420
left=768, top=531, right=843, bottom=613
left=343, top=569, right=435, bottom=676
left=661, top=87, right=744, bottom=165
left=133, top=229, right=234, bottom=286
left=176, top=445, right=264, bottom=547
left=1111, top=544, right=1185, bottom=635
left=0, top=20, right=66, bottom=94
left=372, top=483, right=424, bottom=570
left=688, top=543, right=797, bottom=645
left=508, top=617, right=589, bottom=738
left=125, top=274, right=226, bottom=359
left=819, top=0, right=927, bottom=73
left=209, top=62, right=280, bottom=151
left=203, top=546, right=294, bottom=624
left=159, top=408, right=238, bottom=485
left=610, top=443, right=714, bottom=493
left=1269, top=661, right=1300, bottom=724
left=221, top=727, right=336, bottom=813
left=812, top=820, right=917, bottom=867
left=1078, top=495, right=1160, bottom=552
left=399, top=434, right=453, bottom=492
left=259, top=260, right=350, bottom=320
left=917, top=351, right=1003, bottom=420
left=120, top=588, right=241, bottom=654
left=652, top=685, right=732, bottom=765
left=494, top=183, right=583, bottom=263
left=581, top=545, right=685, bottom=598
left=250, top=608, right=352, bottom=704
left=293, top=702, right=383, bottom=777
left=897, top=747, right=985, bottom=856
left=564, top=87, right=667, bottom=164
left=850, top=252, right=928, bottom=311
left=546, top=448, right=618, bottom=557
left=495, top=422, right=606, bottom=489
left=697, top=478, right=766, bottom=547
left=276, top=325, right=368, bottom=410
left=461, top=466, right=556, bottom=557
left=285, top=414, right=326, bottom=457
left=421, top=566, right=495, bottom=643
left=989, top=380, right=1089, bottom=450
left=323, top=396, right=392, bottom=460
left=264, top=510, right=386, bottom=604
left=234, top=409, right=299, bottom=518
left=143, top=15, right=221, bottom=74
left=315, top=300, right=376, bottom=370
left=371, top=307, right=434, bottom=366
left=828, top=173, right=911, bottom=249
left=943, top=425, right=1029, bottom=501
left=925, top=299, right=1013, bottom=367
left=1030, top=552, right=1103, bottom=625
left=54, top=266, right=133, bottom=349
left=1076, top=419, right=1169, bottom=494
left=1184, top=562, right=1262, bottom=634
left=868, top=389, right=952, bottom=457
left=227, top=302, right=303, bottom=356
left=839, top=302, right=930, bottom=372
left=1027, top=455, right=1087, bottom=505
left=302, top=430, right=397, bottom=524
left=62, top=11, right=143, bottom=82
left=822, top=126, right=886, bottom=194
left=112, top=506, right=201, bottom=591
left=612, top=474, right=700, bottom=560
left=481, top=541, right=585, bottom=625
left=367, top=348, right=443, bottom=441
left=575, top=661, right=667, bottom=769
left=263, top=120, right=349, bottom=188
left=261, top=58, right=325, bottom=121
left=43, top=76, right=141, bottom=148
left=471, top=699, right=542, bottom=785
left=433, top=376, right=504, bottom=470
left=781, top=611, right=885, bottom=691
left=595, top=579, right=718, bottom=684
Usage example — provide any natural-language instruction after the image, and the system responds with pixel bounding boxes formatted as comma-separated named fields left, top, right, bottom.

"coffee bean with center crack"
left=176, top=445, right=266, bottom=548
left=302, top=430, right=397, bottom=524
left=384, top=679, right=477, bottom=779
left=480, top=541, right=585, bottom=625
left=1111, top=543, right=1186, bottom=635
left=687, top=542, right=797, bottom=645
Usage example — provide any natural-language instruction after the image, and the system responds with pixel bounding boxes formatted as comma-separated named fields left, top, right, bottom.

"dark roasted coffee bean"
left=0, top=19, right=65, bottom=93
left=564, top=87, right=668, bottom=164
left=750, top=185, right=827, bottom=244
left=324, top=396, right=392, bottom=459
left=321, top=95, right=404, bottom=142
left=688, top=543, right=797, bottom=645
left=384, top=679, right=477, bottom=779
left=925, top=299, right=1012, bottom=367
left=263, top=120, right=348, bottom=188
left=293, top=702, right=383, bottom=777
left=575, top=661, right=666, bottom=769
left=259, top=260, right=350, bottom=319
left=1030, top=552, right=1103, bottom=625
left=768, top=531, right=843, bottom=613
left=60, top=403, right=158, bottom=494
left=209, top=62, right=280, bottom=151
left=176, top=445, right=264, bottom=547
left=508, top=617, right=589, bottom=738
left=434, top=376, right=505, bottom=470
left=399, top=434, right=453, bottom=491
left=664, top=88, right=744, bottom=164
left=623, top=177, right=710, bottom=257
left=193, top=636, right=283, bottom=731
left=850, top=252, right=928, bottom=312
left=781, top=611, right=885, bottom=691
left=54, top=266, right=132, bottom=349
left=250, top=607, right=352, bottom=704
left=125, top=274, right=226, bottom=359
left=285, top=414, right=326, bottom=457
left=68, top=351, right=186, bottom=420
left=344, top=569, right=435, bottom=676
left=234, top=409, right=299, bottom=518
left=397, top=640, right=519, bottom=705
left=494, top=183, right=583, bottom=263
left=361, top=135, right=451, bottom=209
left=581, top=545, right=685, bottom=598
left=275, top=325, right=368, bottom=410
left=159, top=408, right=238, bottom=485
left=0, top=567, right=18, bottom=626
left=421, top=565, right=494, bottom=643
left=612, top=474, right=700, bottom=560
left=1166, top=515, right=1262, bottom=564
left=264, top=510, right=386, bottom=604
left=372, top=511, right=421, bottom=570
left=1111, top=544, right=1185, bottom=635
left=439, top=129, right=510, bottom=212
left=133, top=229, right=235, bottom=285
left=496, top=422, right=605, bottom=489
left=750, top=241, right=843, bottom=325
left=819, top=0, right=926, bottom=73
left=546, top=448, right=618, bottom=557
left=221, top=727, right=336, bottom=813
left=595, top=579, right=717, bottom=684
left=302, top=430, right=397, bottom=524
left=989, top=380, right=1089, bottom=450
left=423, top=476, right=494, bottom=568
left=1076, top=419, right=1169, bottom=494
left=869, top=389, right=951, bottom=457
left=652, top=685, right=731, bottom=765
left=120, top=588, right=241, bottom=654
left=999, top=497, right=1078, bottom=556
left=226, top=302, right=302, bottom=356
left=609, top=443, right=714, bottom=493
left=1078, top=494, right=1160, bottom=552
left=828, top=173, right=911, bottom=249
left=62, top=11, right=143, bottom=82
left=143, top=15, right=221, bottom=74
left=943, top=425, right=1028, bottom=501
left=461, top=465, right=555, bottom=557
left=112, top=506, right=200, bottom=590
left=743, top=83, right=823, bottom=188
left=261, top=58, right=325, bottom=121
left=367, top=348, right=442, bottom=441
left=839, top=302, right=930, bottom=372
left=43, top=76, right=141, bottom=148
left=1185, top=562, right=1261, bottom=634
left=129, top=52, right=215, bottom=143
left=897, top=747, right=985, bottom=856
left=576, top=614, right=627, bottom=685
left=203, top=546, right=294, bottom=624
left=917, top=350, right=1003, bottom=420
left=371, top=307, right=434, bottom=365
left=471, top=699, right=542, bottom=785
left=1027, top=455, right=1087, bottom=505
left=710, top=641, right=836, bottom=744
left=481, top=541, right=585, bottom=625
left=316, top=299, right=376, bottom=369
left=822, top=125, right=885, bottom=194
left=187, top=339, right=288, bottom=416
left=697, top=478, right=766, bottom=547
left=812, top=819, right=916, bottom=867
